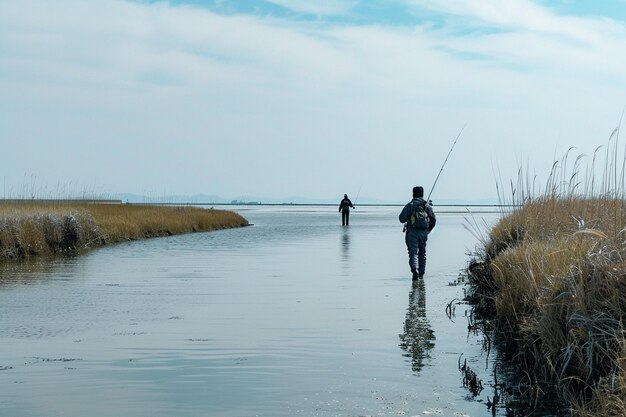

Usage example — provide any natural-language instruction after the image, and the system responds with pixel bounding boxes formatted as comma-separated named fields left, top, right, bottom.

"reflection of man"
left=338, top=194, right=355, bottom=226
left=340, top=228, right=351, bottom=275
left=341, top=228, right=350, bottom=255
left=398, top=280, right=435, bottom=373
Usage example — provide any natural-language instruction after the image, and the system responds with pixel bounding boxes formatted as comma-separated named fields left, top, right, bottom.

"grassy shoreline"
left=0, top=202, right=249, bottom=261
left=465, top=128, right=626, bottom=416
left=468, top=196, right=626, bottom=416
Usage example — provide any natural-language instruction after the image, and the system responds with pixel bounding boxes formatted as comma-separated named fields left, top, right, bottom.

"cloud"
left=402, top=0, right=626, bottom=45
left=404, top=0, right=594, bottom=31
left=3, top=0, right=623, bottom=103
left=400, top=0, right=626, bottom=84
left=264, top=0, right=357, bottom=15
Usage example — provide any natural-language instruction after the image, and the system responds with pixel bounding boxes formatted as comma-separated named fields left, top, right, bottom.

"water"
left=0, top=205, right=504, bottom=417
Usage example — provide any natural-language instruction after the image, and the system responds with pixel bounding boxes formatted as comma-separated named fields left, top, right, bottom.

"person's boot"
left=411, top=269, right=419, bottom=280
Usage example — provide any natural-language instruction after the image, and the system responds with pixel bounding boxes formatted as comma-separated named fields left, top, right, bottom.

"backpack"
left=409, top=201, right=430, bottom=230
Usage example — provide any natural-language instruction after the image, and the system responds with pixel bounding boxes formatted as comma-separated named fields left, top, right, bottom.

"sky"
left=1, top=0, right=626, bottom=203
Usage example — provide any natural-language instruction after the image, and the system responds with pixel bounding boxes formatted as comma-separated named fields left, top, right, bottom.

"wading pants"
left=405, top=229, right=428, bottom=275
left=342, top=210, right=350, bottom=226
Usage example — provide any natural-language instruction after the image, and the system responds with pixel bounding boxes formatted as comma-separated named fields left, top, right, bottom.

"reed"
left=0, top=202, right=248, bottom=261
left=467, top=124, right=626, bottom=416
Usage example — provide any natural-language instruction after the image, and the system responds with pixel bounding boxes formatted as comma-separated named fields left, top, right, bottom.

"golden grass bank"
left=0, top=202, right=248, bottom=261
left=468, top=197, right=626, bottom=416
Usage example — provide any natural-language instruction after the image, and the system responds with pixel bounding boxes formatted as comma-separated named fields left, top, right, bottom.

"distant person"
left=399, top=186, right=436, bottom=280
left=338, top=194, right=355, bottom=226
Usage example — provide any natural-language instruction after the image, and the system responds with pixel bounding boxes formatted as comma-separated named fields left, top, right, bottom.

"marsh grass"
left=0, top=202, right=248, bottom=261
left=467, top=124, right=626, bottom=416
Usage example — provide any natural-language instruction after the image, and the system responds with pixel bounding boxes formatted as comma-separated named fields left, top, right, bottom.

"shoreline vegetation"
left=0, top=201, right=249, bottom=262
left=467, top=135, right=626, bottom=416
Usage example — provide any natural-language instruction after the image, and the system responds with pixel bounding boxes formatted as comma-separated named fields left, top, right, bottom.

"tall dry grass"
left=467, top=124, right=626, bottom=416
left=0, top=202, right=248, bottom=261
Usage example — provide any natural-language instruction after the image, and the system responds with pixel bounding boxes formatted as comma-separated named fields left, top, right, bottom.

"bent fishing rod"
left=426, top=125, right=466, bottom=203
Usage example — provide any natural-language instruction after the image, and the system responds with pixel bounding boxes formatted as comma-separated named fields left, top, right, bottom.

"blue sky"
left=1, top=0, right=626, bottom=202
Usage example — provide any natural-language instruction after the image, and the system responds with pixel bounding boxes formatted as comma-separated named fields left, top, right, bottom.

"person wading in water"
left=338, top=194, right=355, bottom=226
left=399, top=186, right=436, bottom=280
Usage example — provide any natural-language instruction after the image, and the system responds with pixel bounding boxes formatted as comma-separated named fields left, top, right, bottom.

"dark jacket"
left=339, top=198, right=354, bottom=212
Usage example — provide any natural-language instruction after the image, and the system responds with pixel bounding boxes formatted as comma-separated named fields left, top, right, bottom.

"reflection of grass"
left=468, top=130, right=626, bottom=416
left=0, top=202, right=248, bottom=261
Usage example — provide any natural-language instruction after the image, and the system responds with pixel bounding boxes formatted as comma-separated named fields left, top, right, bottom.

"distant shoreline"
left=0, top=199, right=519, bottom=208
left=128, top=202, right=520, bottom=208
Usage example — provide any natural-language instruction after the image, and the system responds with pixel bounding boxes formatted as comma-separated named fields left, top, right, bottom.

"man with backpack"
left=399, top=186, right=436, bottom=280
left=338, top=194, right=355, bottom=226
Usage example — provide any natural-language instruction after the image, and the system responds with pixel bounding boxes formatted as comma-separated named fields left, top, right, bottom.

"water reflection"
left=0, top=254, right=81, bottom=286
left=340, top=227, right=351, bottom=273
left=399, top=279, right=435, bottom=373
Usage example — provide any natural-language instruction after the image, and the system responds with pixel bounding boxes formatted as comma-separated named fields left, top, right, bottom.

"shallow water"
left=0, top=205, right=504, bottom=417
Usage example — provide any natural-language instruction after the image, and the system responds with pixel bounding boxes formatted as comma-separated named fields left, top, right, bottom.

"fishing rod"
left=427, top=125, right=466, bottom=202
left=352, top=184, right=362, bottom=208
left=402, top=126, right=464, bottom=233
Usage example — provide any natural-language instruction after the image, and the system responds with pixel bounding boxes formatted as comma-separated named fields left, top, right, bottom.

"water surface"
left=0, top=205, right=503, bottom=416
